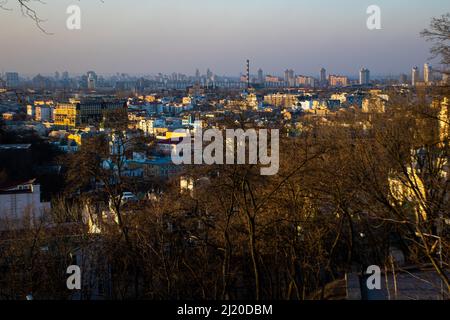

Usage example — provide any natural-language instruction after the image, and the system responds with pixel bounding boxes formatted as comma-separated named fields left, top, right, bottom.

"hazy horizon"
left=1, top=0, right=449, bottom=76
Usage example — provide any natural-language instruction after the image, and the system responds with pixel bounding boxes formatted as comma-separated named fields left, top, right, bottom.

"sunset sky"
left=1, top=0, right=449, bottom=76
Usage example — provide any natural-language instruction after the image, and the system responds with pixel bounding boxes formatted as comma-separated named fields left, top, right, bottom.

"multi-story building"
left=330, top=93, right=349, bottom=104
left=328, top=75, right=348, bottom=87
left=412, top=67, right=420, bottom=86
left=424, top=63, right=432, bottom=84
left=5, top=72, right=19, bottom=88
left=362, top=97, right=386, bottom=113
left=35, top=105, right=53, bottom=122
left=284, top=69, right=295, bottom=87
left=0, top=179, right=50, bottom=230
left=88, top=73, right=97, bottom=90
left=264, top=94, right=299, bottom=108
left=27, top=105, right=35, bottom=118
left=295, top=75, right=315, bottom=87
left=264, top=75, right=283, bottom=87
left=54, top=100, right=126, bottom=128
left=138, top=118, right=156, bottom=136
left=320, top=68, right=327, bottom=85
left=438, top=97, right=449, bottom=147
left=246, top=93, right=259, bottom=110
left=399, top=74, right=408, bottom=85
left=359, top=68, right=370, bottom=85
left=257, top=69, right=264, bottom=84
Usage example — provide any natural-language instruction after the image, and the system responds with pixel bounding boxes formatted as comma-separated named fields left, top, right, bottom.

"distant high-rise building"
left=320, top=68, right=327, bottom=85
left=424, top=63, right=432, bottom=84
left=399, top=74, right=408, bottom=84
left=195, top=69, right=200, bottom=82
left=412, top=67, right=419, bottom=86
left=87, top=71, right=97, bottom=78
left=5, top=72, right=19, bottom=88
left=284, top=69, right=294, bottom=87
left=206, top=68, right=213, bottom=80
left=87, top=71, right=97, bottom=90
left=62, top=71, right=69, bottom=81
left=257, top=68, right=264, bottom=84
left=359, top=68, right=370, bottom=85
left=295, top=75, right=315, bottom=87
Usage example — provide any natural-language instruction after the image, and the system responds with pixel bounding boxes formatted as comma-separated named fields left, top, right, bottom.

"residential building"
left=264, top=94, right=299, bottom=108
left=359, top=68, right=370, bottom=85
left=257, top=69, right=264, bottom=84
left=412, top=67, right=420, bottom=86
left=328, top=75, right=348, bottom=87
left=5, top=72, right=19, bottom=88
left=0, top=179, right=50, bottom=230
left=295, top=75, right=315, bottom=87
left=424, top=63, right=432, bottom=84
left=320, top=68, right=327, bottom=85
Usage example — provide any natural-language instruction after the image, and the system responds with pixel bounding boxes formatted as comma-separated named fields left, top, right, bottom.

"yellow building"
left=67, top=133, right=83, bottom=146
left=138, top=95, right=157, bottom=103
left=154, top=127, right=169, bottom=136
left=54, top=103, right=78, bottom=127
left=54, top=101, right=126, bottom=128
left=438, top=97, right=449, bottom=146
left=156, top=131, right=188, bottom=140
left=362, top=96, right=386, bottom=113
left=34, top=100, right=54, bottom=106
left=389, top=166, right=427, bottom=222
left=2, top=112, right=15, bottom=120
left=246, top=93, right=259, bottom=110
left=264, top=94, right=298, bottom=108
left=182, top=97, right=192, bottom=105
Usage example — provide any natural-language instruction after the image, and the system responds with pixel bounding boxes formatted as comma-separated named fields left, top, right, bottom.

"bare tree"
left=0, top=0, right=48, bottom=32
left=422, top=13, right=450, bottom=73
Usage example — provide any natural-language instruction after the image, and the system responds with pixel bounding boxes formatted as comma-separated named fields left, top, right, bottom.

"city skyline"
left=1, top=0, right=449, bottom=308
left=0, top=62, right=440, bottom=81
left=1, top=0, right=449, bottom=76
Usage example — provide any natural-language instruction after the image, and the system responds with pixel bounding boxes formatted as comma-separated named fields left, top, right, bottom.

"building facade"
left=0, top=179, right=50, bottom=229
left=329, top=75, right=349, bottom=87
left=54, top=100, right=126, bottom=128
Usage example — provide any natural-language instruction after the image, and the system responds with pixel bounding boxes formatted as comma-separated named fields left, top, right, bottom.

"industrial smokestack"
left=246, top=59, right=250, bottom=89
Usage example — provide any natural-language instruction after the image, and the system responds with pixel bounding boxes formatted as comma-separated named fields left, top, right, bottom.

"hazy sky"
left=1, top=0, right=449, bottom=77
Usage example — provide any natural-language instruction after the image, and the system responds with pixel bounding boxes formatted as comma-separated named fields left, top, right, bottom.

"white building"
left=27, top=105, right=35, bottom=118
left=0, top=179, right=50, bottom=229
left=138, top=118, right=167, bottom=136
left=359, top=68, right=370, bottom=85
left=138, top=119, right=155, bottom=136
left=300, top=101, right=314, bottom=111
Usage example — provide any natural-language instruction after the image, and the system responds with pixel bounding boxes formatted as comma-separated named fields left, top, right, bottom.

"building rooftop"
left=0, top=144, right=32, bottom=150
left=0, top=178, right=37, bottom=194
